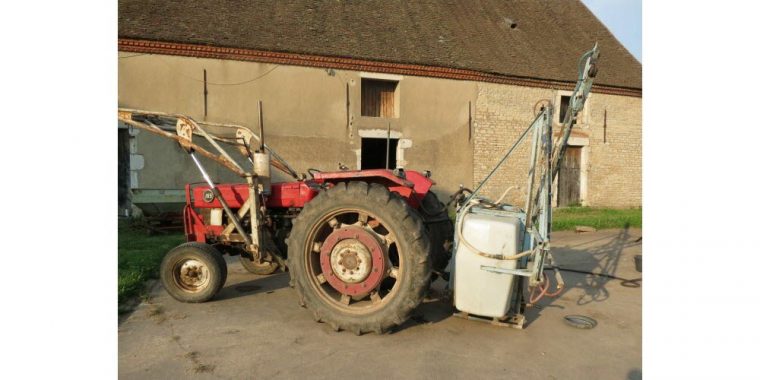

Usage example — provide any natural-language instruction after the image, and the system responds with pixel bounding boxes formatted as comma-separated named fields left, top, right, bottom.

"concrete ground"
left=119, top=228, right=642, bottom=379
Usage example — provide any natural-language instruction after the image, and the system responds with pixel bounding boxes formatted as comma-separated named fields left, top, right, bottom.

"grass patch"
left=552, top=207, right=641, bottom=231
left=448, top=205, right=641, bottom=231
left=118, top=224, right=185, bottom=308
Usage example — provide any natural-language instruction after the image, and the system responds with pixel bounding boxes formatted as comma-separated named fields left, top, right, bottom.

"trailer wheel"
left=288, top=181, right=431, bottom=334
left=419, top=192, right=453, bottom=274
left=160, top=242, right=227, bottom=303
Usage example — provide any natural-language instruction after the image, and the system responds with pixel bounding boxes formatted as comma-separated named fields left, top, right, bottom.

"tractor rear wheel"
left=160, top=242, right=227, bottom=303
left=288, top=181, right=431, bottom=334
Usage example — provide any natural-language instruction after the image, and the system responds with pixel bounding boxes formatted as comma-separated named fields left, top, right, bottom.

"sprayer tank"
left=453, top=208, right=523, bottom=319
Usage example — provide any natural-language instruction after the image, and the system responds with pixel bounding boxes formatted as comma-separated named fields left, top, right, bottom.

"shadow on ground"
left=206, top=228, right=643, bottom=331
left=119, top=228, right=642, bottom=379
left=525, top=227, right=642, bottom=326
left=215, top=272, right=291, bottom=301
left=391, top=280, right=455, bottom=333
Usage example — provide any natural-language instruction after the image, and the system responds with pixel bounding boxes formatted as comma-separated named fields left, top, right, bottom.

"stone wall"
left=118, top=53, right=476, bottom=199
left=585, top=92, right=642, bottom=207
left=119, top=53, right=641, bottom=207
left=472, top=83, right=641, bottom=208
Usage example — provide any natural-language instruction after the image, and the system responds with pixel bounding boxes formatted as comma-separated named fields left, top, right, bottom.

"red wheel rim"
left=319, top=226, right=386, bottom=297
left=303, top=208, right=402, bottom=311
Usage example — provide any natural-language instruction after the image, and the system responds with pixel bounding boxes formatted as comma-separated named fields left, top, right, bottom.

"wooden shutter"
left=362, top=79, right=397, bottom=117
left=378, top=82, right=395, bottom=117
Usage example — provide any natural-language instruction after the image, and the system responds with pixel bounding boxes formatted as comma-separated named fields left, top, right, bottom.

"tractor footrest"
left=453, top=311, right=525, bottom=329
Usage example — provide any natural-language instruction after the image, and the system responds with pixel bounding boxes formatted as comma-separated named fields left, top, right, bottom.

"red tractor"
left=119, top=45, right=600, bottom=334
left=118, top=108, right=453, bottom=334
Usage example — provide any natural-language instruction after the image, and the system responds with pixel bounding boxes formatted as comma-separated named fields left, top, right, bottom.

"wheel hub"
left=177, top=259, right=209, bottom=291
left=330, top=239, right=372, bottom=283
left=320, top=226, right=386, bottom=296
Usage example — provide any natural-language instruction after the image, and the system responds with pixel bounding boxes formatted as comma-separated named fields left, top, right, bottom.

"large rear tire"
left=288, top=181, right=431, bottom=334
left=160, top=242, right=227, bottom=303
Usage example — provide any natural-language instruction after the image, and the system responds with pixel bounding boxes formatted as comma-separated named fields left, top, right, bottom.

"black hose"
left=545, top=266, right=641, bottom=288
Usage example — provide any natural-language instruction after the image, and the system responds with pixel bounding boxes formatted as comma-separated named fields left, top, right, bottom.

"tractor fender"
left=313, top=169, right=434, bottom=208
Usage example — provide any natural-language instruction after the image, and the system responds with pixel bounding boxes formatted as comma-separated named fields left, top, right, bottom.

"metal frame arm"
left=551, top=44, right=600, bottom=181
left=118, top=108, right=300, bottom=179
left=118, top=108, right=262, bottom=255
left=118, top=114, right=250, bottom=177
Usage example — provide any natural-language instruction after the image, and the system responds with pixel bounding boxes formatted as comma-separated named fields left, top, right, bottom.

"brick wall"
left=473, top=83, right=641, bottom=208
left=585, top=92, right=642, bottom=207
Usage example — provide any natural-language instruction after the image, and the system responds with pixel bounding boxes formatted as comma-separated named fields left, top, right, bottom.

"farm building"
left=118, top=0, right=641, bottom=216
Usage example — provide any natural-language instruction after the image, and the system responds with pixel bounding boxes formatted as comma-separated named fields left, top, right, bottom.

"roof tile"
left=119, top=0, right=641, bottom=90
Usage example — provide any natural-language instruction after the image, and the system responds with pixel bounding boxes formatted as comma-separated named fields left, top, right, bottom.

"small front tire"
left=160, top=242, right=227, bottom=303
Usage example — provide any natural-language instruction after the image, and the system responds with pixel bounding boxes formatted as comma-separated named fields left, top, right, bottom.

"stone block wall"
left=473, top=83, right=641, bottom=208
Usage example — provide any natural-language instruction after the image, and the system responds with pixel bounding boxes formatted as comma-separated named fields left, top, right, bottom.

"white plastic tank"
left=453, top=208, right=522, bottom=319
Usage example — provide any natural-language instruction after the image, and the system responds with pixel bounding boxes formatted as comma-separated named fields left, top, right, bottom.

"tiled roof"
left=119, top=0, right=641, bottom=91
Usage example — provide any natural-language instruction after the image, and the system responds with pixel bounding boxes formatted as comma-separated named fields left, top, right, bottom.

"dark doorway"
left=558, top=146, right=582, bottom=206
left=361, top=137, right=398, bottom=169
left=559, top=95, right=571, bottom=123
left=118, top=129, right=131, bottom=212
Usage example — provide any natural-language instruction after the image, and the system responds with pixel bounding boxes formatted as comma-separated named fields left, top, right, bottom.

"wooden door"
left=558, top=146, right=582, bottom=206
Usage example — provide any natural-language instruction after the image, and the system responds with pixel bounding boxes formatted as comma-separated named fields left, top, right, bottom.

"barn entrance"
left=361, top=137, right=398, bottom=170
left=558, top=146, right=582, bottom=206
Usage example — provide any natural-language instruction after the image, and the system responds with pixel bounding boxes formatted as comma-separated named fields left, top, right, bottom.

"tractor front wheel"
left=288, top=181, right=431, bottom=334
left=160, top=242, right=227, bottom=303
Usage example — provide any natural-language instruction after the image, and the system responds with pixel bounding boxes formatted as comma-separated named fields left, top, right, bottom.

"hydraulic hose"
left=529, top=270, right=564, bottom=304
left=494, top=185, right=520, bottom=205
left=529, top=275, right=550, bottom=304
